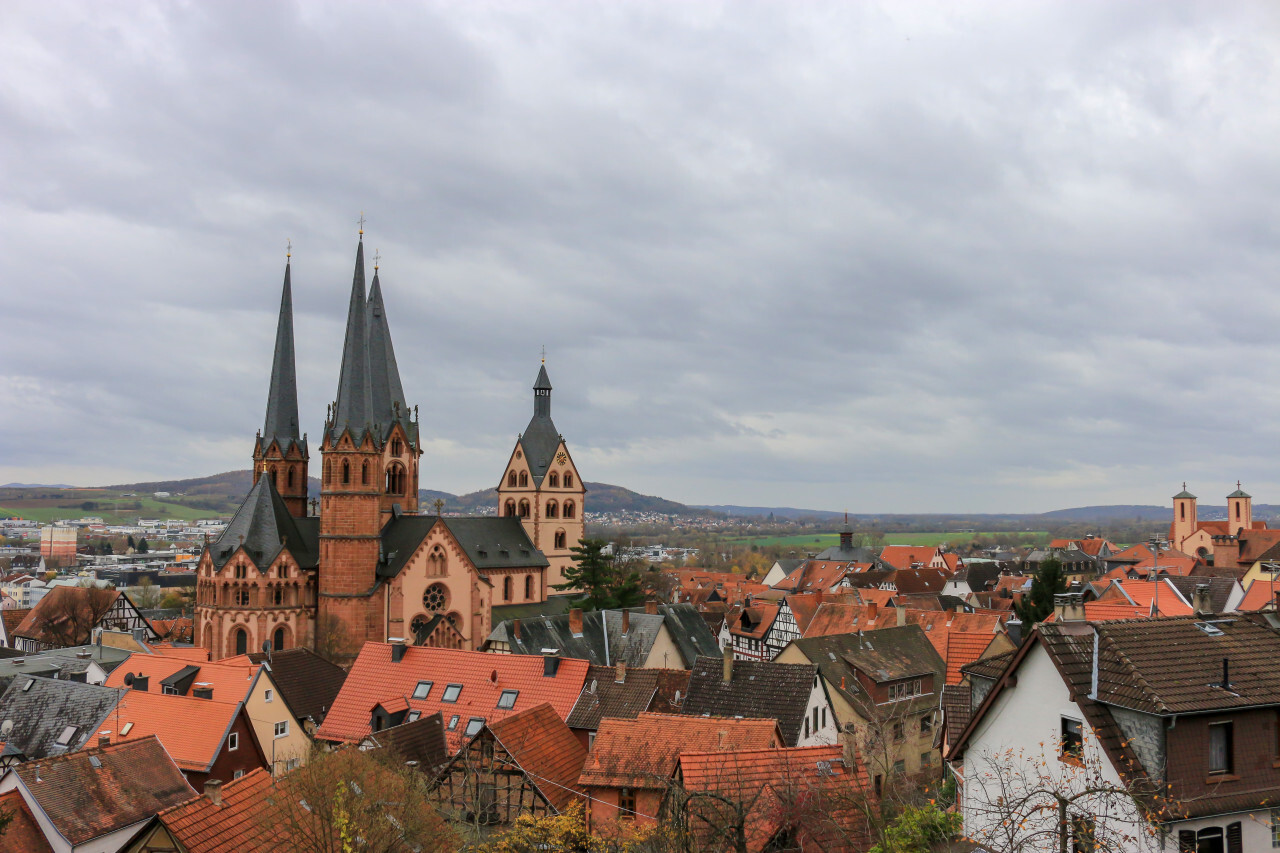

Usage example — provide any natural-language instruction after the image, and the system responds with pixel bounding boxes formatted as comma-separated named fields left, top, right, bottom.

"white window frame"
left=274, top=720, right=289, bottom=739
left=228, top=732, right=239, bottom=751
left=264, top=689, right=273, bottom=702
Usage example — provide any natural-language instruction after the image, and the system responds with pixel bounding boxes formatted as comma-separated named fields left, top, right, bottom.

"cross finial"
left=1183, top=481, right=1187, bottom=491
left=286, top=238, right=292, bottom=260
left=1238, top=480, right=1242, bottom=490
left=373, top=249, right=381, bottom=271
left=541, top=344, right=546, bottom=364
left=358, top=211, right=366, bottom=238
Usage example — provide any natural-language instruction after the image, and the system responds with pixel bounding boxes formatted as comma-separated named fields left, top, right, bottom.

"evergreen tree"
left=127, top=534, right=136, bottom=550
left=552, top=539, right=616, bottom=610
left=136, top=537, right=149, bottom=554
left=1014, top=556, right=1066, bottom=624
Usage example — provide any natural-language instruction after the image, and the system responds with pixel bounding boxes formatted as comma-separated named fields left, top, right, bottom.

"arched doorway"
left=273, top=626, right=287, bottom=652
left=233, top=627, right=248, bottom=656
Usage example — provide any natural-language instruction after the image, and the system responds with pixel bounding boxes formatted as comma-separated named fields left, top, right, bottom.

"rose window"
left=423, top=584, right=449, bottom=612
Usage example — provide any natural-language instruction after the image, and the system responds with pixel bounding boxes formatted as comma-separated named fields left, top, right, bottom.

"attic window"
left=447, top=715, right=460, bottom=731
left=412, top=681, right=433, bottom=700
left=55, top=726, right=78, bottom=747
left=497, top=690, right=518, bottom=710
left=1195, top=621, right=1226, bottom=637
left=465, top=717, right=484, bottom=737
left=22, top=679, right=33, bottom=692
left=88, top=756, right=102, bottom=769
left=121, top=723, right=133, bottom=736
left=408, top=711, right=421, bottom=722
left=442, top=684, right=462, bottom=703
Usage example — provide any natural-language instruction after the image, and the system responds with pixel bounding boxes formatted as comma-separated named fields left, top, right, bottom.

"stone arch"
left=518, top=499, right=530, bottom=518
left=427, top=546, right=446, bottom=578
left=272, top=624, right=289, bottom=651
left=508, top=471, right=518, bottom=488
left=231, top=626, right=249, bottom=656
left=525, top=574, right=534, bottom=600
left=548, top=472, right=559, bottom=487
left=554, top=529, right=567, bottom=549
left=342, top=460, right=351, bottom=484
left=563, top=500, right=575, bottom=519
left=503, top=575, right=513, bottom=602
left=518, top=471, right=528, bottom=487
left=503, top=499, right=516, bottom=517
left=546, top=500, right=558, bottom=518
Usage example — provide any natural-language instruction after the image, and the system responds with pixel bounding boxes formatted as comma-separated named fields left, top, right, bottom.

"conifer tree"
left=553, top=538, right=617, bottom=610
left=1014, top=556, right=1066, bottom=624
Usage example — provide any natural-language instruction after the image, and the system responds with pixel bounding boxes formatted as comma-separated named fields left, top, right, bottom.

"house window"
left=228, top=732, right=239, bottom=751
left=892, top=760, right=905, bottom=775
left=55, top=726, right=77, bottom=747
left=465, top=717, right=484, bottom=737
left=443, top=684, right=462, bottom=703
left=564, top=474, right=573, bottom=488
left=1209, top=722, right=1233, bottom=775
left=265, top=689, right=274, bottom=703
left=233, top=769, right=244, bottom=779
left=525, top=575, right=534, bottom=599
left=447, top=715, right=460, bottom=731
left=408, top=711, right=420, bottom=722
left=274, top=720, right=289, bottom=738
left=920, top=713, right=933, bottom=734
left=619, top=788, right=636, bottom=820
left=804, top=717, right=810, bottom=739
left=1061, top=717, right=1083, bottom=761
left=412, top=681, right=433, bottom=700
left=497, top=690, right=518, bottom=710
left=892, top=721, right=905, bottom=741
left=920, top=751, right=932, bottom=767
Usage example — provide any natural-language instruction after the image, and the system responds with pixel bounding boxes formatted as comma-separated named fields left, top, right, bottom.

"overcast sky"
left=3, top=1, right=1280, bottom=513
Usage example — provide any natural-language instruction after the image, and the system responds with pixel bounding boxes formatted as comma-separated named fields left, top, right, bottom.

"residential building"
left=681, top=651, right=836, bottom=746
left=242, top=646, right=348, bottom=733
left=0, top=677, right=123, bottom=766
left=12, top=587, right=156, bottom=653
left=565, top=663, right=689, bottom=750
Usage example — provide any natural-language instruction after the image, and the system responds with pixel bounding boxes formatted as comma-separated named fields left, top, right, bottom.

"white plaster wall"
left=795, top=675, right=839, bottom=747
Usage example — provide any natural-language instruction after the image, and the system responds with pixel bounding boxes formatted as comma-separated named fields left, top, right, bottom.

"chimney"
left=569, top=609, right=583, bottom=637
left=1054, top=593, right=1085, bottom=622
left=512, top=619, right=521, bottom=641
left=895, top=606, right=906, bottom=627
left=865, top=602, right=877, bottom=620
left=621, top=609, right=630, bottom=635
left=204, top=779, right=223, bottom=807
left=98, top=732, right=111, bottom=748
left=722, top=645, right=734, bottom=683
left=1211, top=534, right=1239, bottom=571
left=132, top=674, right=149, bottom=692
left=1192, top=583, right=1213, bottom=616
left=645, top=600, right=658, bottom=615
left=1220, top=657, right=1231, bottom=691
left=390, top=638, right=407, bottom=663
left=192, top=683, right=213, bottom=700
left=615, top=660, right=626, bottom=684
left=543, top=655, right=560, bottom=677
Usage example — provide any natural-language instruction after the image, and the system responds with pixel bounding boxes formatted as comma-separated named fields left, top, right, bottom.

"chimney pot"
left=204, top=779, right=223, bottom=806
left=98, top=732, right=111, bottom=748
left=645, top=600, right=658, bottom=615
left=390, top=639, right=407, bottom=663
left=722, top=645, right=734, bottom=683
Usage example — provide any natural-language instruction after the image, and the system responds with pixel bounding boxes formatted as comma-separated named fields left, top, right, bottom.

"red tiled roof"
left=678, top=745, right=872, bottom=852
left=157, top=767, right=280, bottom=852
left=489, top=703, right=588, bottom=812
left=726, top=601, right=780, bottom=639
left=579, top=713, right=780, bottom=790
left=315, top=643, right=590, bottom=747
left=105, top=654, right=261, bottom=702
left=0, top=790, right=53, bottom=852
left=1100, top=580, right=1193, bottom=617
left=100, top=690, right=243, bottom=773
left=11, top=735, right=194, bottom=845
left=0, top=608, right=31, bottom=641
left=150, top=617, right=194, bottom=643
left=878, top=546, right=941, bottom=570
left=1236, top=579, right=1280, bottom=612
left=886, top=567, right=952, bottom=594
left=151, top=643, right=212, bottom=662
left=944, top=632, right=1001, bottom=684
left=1077, top=538, right=1115, bottom=556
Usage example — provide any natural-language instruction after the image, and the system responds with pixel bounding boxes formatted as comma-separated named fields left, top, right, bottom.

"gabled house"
left=241, top=646, right=348, bottom=733
left=578, top=713, right=781, bottom=835
left=950, top=615, right=1280, bottom=852
left=0, top=677, right=123, bottom=766
left=719, top=600, right=781, bottom=661
left=315, top=642, right=589, bottom=750
left=878, top=546, right=947, bottom=571
left=775, top=624, right=946, bottom=782
left=565, top=663, right=689, bottom=750
left=682, top=652, right=836, bottom=746
left=13, top=587, right=156, bottom=653
left=125, top=768, right=277, bottom=853
left=358, top=712, right=450, bottom=774
left=0, top=735, right=194, bottom=853
left=431, top=703, right=587, bottom=826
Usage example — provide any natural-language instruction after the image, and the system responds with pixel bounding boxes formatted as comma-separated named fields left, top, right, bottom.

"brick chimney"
left=1192, top=583, right=1213, bottom=616
left=98, top=732, right=111, bottom=748
left=569, top=608, right=583, bottom=637
left=615, top=660, right=626, bottom=684
left=865, top=602, right=877, bottom=620
left=645, top=600, right=658, bottom=615
left=722, top=645, right=734, bottom=683
left=621, top=609, right=630, bottom=635
left=390, top=638, right=407, bottom=663
left=1212, top=534, right=1240, bottom=572
left=204, top=779, right=223, bottom=807
left=895, top=605, right=906, bottom=627
left=512, top=619, right=521, bottom=641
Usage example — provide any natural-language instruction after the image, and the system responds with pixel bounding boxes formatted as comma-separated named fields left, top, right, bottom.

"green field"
left=725, top=531, right=1049, bottom=550
left=0, top=495, right=219, bottom=525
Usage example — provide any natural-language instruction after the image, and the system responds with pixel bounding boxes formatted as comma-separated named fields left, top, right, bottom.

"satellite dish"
left=0, top=720, right=12, bottom=737
left=123, top=673, right=135, bottom=686
left=490, top=669, right=498, bottom=683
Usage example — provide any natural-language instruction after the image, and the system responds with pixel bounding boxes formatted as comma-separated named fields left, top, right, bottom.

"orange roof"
left=941, top=553, right=963, bottom=572
left=854, top=588, right=897, bottom=607
left=579, top=713, right=780, bottom=790
left=1077, top=538, right=1115, bottom=557
left=1049, top=539, right=1078, bottom=550
left=315, top=643, right=590, bottom=747
left=489, top=703, right=587, bottom=812
left=100, top=690, right=243, bottom=773
left=944, top=633, right=1000, bottom=684
left=13, top=586, right=121, bottom=644
left=678, top=745, right=872, bottom=852
left=1102, top=580, right=1193, bottom=617
left=1235, top=579, right=1280, bottom=612
left=105, top=654, right=261, bottom=703
left=727, top=601, right=780, bottom=639
left=878, top=546, right=940, bottom=570
left=0, top=790, right=53, bottom=852
left=151, top=643, right=212, bottom=662
left=157, top=767, right=280, bottom=852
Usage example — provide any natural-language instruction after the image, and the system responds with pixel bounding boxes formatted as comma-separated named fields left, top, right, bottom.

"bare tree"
left=313, top=612, right=353, bottom=663
left=25, top=586, right=119, bottom=648
left=131, top=577, right=163, bottom=610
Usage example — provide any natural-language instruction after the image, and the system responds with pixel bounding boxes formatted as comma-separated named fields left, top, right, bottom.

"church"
left=193, top=232, right=585, bottom=660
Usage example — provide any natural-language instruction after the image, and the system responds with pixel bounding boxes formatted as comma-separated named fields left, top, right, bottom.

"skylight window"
left=465, top=717, right=484, bottom=737
left=447, top=715, right=460, bottom=731
left=412, top=681, right=433, bottom=700
left=442, top=684, right=462, bottom=703
left=497, top=690, right=518, bottom=710
left=55, top=726, right=77, bottom=747
left=408, top=711, right=421, bottom=722
left=120, top=723, right=133, bottom=736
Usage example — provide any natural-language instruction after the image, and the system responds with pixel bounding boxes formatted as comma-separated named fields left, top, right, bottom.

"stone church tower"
left=497, top=363, right=585, bottom=591
left=318, top=236, right=421, bottom=650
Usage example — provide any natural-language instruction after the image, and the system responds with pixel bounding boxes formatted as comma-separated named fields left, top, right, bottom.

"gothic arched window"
left=546, top=500, right=558, bottom=519
left=518, top=500, right=530, bottom=519
left=362, top=461, right=370, bottom=485
left=342, top=461, right=350, bottom=484
left=392, top=438, right=403, bottom=456
left=234, top=628, right=248, bottom=656
left=518, top=471, right=528, bottom=487
left=563, top=501, right=575, bottom=519
left=548, top=472, right=559, bottom=488
left=525, top=575, right=534, bottom=599
left=273, top=626, right=286, bottom=651
left=234, top=563, right=247, bottom=580
left=270, top=466, right=278, bottom=488
left=427, top=548, right=446, bottom=578
left=288, top=467, right=295, bottom=488
left=564, top=474, right=573, bottom=488
left=386, top=464, right=405, bottom=495
left=324, top=461, right=330, bottom=485
left=235, top=589, right=249, bottom=607
left=504, top=500, right=516, bottom=517
left=272, top=586, right=284, bottom=606
left=503, top=576, right=513, bottom=602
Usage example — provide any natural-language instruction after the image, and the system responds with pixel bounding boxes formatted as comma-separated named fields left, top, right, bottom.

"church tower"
left=1228, top=483, right=1252, bottom=536
left=252, top=256, right=308, bottom=517
left=317, top=234, right=421, bottom=653
left=497, top=361, right=584, bottom=593
left=1171, top=484, right=1197, bottom=551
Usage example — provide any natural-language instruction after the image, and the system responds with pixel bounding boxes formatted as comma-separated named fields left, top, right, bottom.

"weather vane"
left=358, top=211, right=366, bottom=237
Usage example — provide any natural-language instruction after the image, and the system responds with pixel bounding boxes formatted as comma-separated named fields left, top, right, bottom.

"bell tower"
left=252, top=251, right=309, bottom=517
left=1171, top=484, right=1197, bottom=551
left=1227, top=483, right=1252, bottom=536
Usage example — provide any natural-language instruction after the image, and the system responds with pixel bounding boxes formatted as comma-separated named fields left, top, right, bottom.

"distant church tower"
left=318, top=235, right=421, bottom=653
left=252, top=257, right=309, bottom=517
left=497, top=362, right=584, bottom=592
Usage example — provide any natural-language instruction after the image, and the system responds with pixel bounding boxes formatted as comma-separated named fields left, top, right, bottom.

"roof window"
left=442, top=684, right=462, bottom=703
left=120, top=722, right=133, bottom=736
left=464, top=717, right=484, bottom=737
left=447, top=715, right=460, bottom=731
left=497, top=690, right=518, bottom=710
left=55, top=726, right=77, bottom=747
left=412, top=680, right=433, bottom=700
left=408, top=711, right=421, bottom=722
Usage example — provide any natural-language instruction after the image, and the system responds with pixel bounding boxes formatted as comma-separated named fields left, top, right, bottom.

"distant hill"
left=697, top=505, right=846, bottom=521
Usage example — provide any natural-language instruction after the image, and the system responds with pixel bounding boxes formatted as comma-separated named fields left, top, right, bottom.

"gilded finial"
left=373, top=249, right=381, bottom=272
left=541, top=344, right=546, bottom=364
left=286, top=238, right=292, bottom=261
left=358, top=211, right=366, bottom=238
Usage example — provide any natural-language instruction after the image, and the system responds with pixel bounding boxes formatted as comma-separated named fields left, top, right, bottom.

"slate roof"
left=520, top=364, right=564, bottom=487
left=1165, top=576, right=1237, bottom=613
left=156, top=766, right=279, bottom=853
left=682, top=656, right=818, bottom=746
left=10, top=735, right=194, bottom=846
left=379, top=515, right=548, bottom=579
left=365, top=271, right=411, bottom=438
left=579, top=713, right=780, bottom=790
left=0, top=789, right=52, bottom=852
left=329, top=241, right=374, bottom=443
left=208, top=476, right=318, bottom=570
left=788, top=624, right=945, bottom=718
left=961, top=563, right=1001, bottom=593
left=315, top=643, right=589, bottom=748
left=488, top=703, right=588, bottom=812
left=0, top=677, right=122, bottom=761
left=260, top=260, right=302, bottom=454
left=656, top=603, right=724, bottom=665
left=361, top=712, right=449, bottom=772
left=492, top=594, right=578, bottom=622
left=959, top=649, right=1014, bottom=682
left=565, top=665, right=690, bottom=731
left=244, top=647, right=347, bottom=724
left=813, top=542, right=880, bottom=562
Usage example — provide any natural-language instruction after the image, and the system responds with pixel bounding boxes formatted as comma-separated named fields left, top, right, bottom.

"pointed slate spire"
left=210, top=474, right=308, bottom=569
left=330, top=240, right=373, bottom=443
left=366, top=267, right=409, bottom=437
left=521, top=361, right=560, bottom=485
left=262, top=259, right=301, bottom=452
left=533, top=362, right=552, bottom=418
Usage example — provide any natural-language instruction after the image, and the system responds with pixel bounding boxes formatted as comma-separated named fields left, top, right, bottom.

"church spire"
left=533, top=362, right=552, bottom=418
left=366, top=262, right=409, bottom=438
left=262, top=257, right=301, bottom=451
left=330, top=238, right=372, bottom=442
